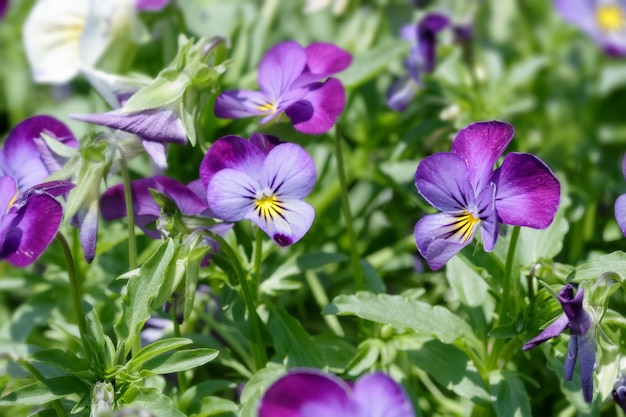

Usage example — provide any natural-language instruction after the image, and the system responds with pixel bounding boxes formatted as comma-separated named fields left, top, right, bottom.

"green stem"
left=499, top=226, right=521, bottom=325
left=170, top=295, right=188, bottom=393
left=252, top=229, right=264, bottom=300
left=334, top=126, right=365, bottom=292
left=16, top=358, right=68, bottom=417
left=305, top=270, right=345, bottom=337
left=117, top=149, right=138, bottom=270
left=56, top=233, right=91, bottom=359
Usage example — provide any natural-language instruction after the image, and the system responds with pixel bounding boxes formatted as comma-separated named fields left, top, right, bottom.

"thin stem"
left=16, top=358, right=68, bottom=417
left=334, top=126, right=365, bottom=292
left=252, top=229, right=264, bottom=300
left=56, top=233, right=91, bottom=359
left=499, top=226, right=521, bottom=325
left=305, top=270, right=345, bottom=337
left=117, top=149, right=138, bottom=270
left=170, top=295, right=188, bottom=393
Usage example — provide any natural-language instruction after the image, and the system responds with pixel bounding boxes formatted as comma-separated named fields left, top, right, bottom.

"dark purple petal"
left=476, top=182, right=498, bottom=252
left=261, top=143, right=316, bottom=199
left=564, top=334, right=578, bottom=381
left=577, top=330, right=596, bottom=403
left=135, top=0, right=169, bottom=11
left=451, top=121, right=514, bottom=193
left=73, top=200, right=99, bottom=263
left=414, top=212, right=475, bottom=270
left=615, top=194, right=626, bottom=236
left=414, top=152, right=473, bottom=212
left=71, top=107, right=187, bottom=145
left=1, top=115, right=77, bottom=190
left=0, top=0, right=8, bottom=19
left=245, top=198, right=315, bottom=246
left=386, top=75, right=420, bottom=112
left=258, top=370, right=354, bottom=417
left=249, top=133, right=280, bottom=155
left=522, top=314, right=569, bottom=350
left=417, top=13, right=450, bottom=73
left=1, top=192, right=63, bottom=267
left=292, top=42, right=352, bottom=87
left=199, top=135, right=265, bottom=188
left=492, top=153, right=560, bottom=229
left=258, top=41, right=307, bottom=99
left=206, top=169, right=258, bottom=222
left=353, top=373, right=415, bottom=417
left=214, top=90, right=275, bottom=119
left=286, top=78, right=346, bottom=135
left=17, top=180, right=75, bottom=201
left=558, top=285, right=592, bottom=335
left=612, top=376, right=626, bottom=412
left=453, top=24, right=473, bottom=43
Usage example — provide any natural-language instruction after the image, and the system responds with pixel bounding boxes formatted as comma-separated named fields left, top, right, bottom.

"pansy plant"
left=214, top=40, right=352, bottom=134
left=413, top=121, right=560, bottom=270
left=200, top=133, right=316, bottom=246
left=258, top=369, right=415, bottom=417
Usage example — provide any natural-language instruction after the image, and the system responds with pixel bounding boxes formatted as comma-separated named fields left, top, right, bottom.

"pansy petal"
left=414, top=152, right=473, bottom=212
left=258, top=370, right=353, bottom=417
left=493, top=153, right=560, bottom=229
left=451, top=121, right=514, bottom=192
left=199, top=135, right=265, bottom=188
left=142, top=140, right=168, bottom=169
left=564, top=334, right=578, bottom=381
left=246, top=198, right=314, bottom=247
left=521, top=314, right=569, bottom=350
left=214, top=89, right=274, bottom=119
left=477, top=182, right=498, bottom=252
left=258, top=41, right=307, bottom=98
left=0, top=0, right=8, bottom=19
left=73, top=198, right=99, bottom=263
left=135, top=0, right=169, bottom=11
left=353, top=373, right=415, bottom=417
left=22, top=180, right=75, bottom=199
left=261, top=143, right=316, bottom=199
left=553, top=0, right=596, bottom=34
left=577, top=330, right=596, bottom=403
left=386, top=75, right=420, bottom=112
left=286, top=78, right=346, bottom=135
left=249, top=133, right=280, bottom=155
left=0, top=176, right=17, bottom=212
left=206, top=168, right=258, bottom=222
left=414, top=213, right=475, bottom=270
left=558, top=285, right=591, bottom=334
left=71, top=107, right=187, bottom=145
left=1, top=193, right=63, bottom=267
left=293, top=42, right=352, bottom=87
left=615, top=193, right=626, bottom=236
left=417, top=13, right=450, bottom=73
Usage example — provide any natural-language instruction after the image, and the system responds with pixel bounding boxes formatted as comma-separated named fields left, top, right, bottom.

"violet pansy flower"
left=201, top=134, right=316, bottom=246
left=614, top=154, right=626, bottom=236
left=135, top=0, right=169, bottom=11
left=0, top=0, right=8, bottom=19
left=214, top=41, right=352, bottom=135
left=414, top=121, right=560, bottom=270
left=613, top=373, right=626, bottom=412
left=387, top=13, right=450, bottom=112
left=259, top=369, right=415, bottom=417
left=554, top=0, right=626, bottom=56
left=523, top=284, right=596, bottom=403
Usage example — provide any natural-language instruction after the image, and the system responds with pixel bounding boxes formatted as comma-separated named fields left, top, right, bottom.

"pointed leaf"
left=140, top=348, right=219, bottom=375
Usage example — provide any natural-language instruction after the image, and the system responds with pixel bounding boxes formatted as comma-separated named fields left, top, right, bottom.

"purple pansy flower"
left=387, top=13, right=450, bottom=111
left=214, top=40, right=352, bottom=135
left=414, top=121, right=560, bottom=270
left=614, top=154, right=626, bottom=236
left=135, top=0, right=169, bottom=11
left=523, top=284, right=596, bottom=403
left=259, top=369, right=415, bottom=417
left=613, top=373, right=626, bottom=412
left=554, top=0, right=626, bottom=56
left=201, top=133, right=316, bottom=247
left=0, top=0, right=8, bottom=19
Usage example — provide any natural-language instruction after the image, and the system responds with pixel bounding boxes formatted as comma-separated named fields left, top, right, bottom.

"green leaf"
left=264, top=305, right=327, bottom=368
left=122, top=69, right=187, bottom=113
left=337, top=38, right=409, bottom=88
left=0, top=376, right=87, bottom=406
left=296, top=252, right=349, bottom=270
left=118, top=386, right=186, bottom=417
left=446, top=257, right=491, bottom=308
left=114, top=239, right=176, bottom=356
left=140, top=348, right=219, bottom=375
left=324, top=291, right=478, bottom=346
left=568, top=251, right=626, bottom=283
left=489, top=370, right=532, bottom=417
left=179, top=380, right=237, bottom=414
left=126, top=338, right=193, bottom=373
left=29, top=349, right=89, bottom=374
left=40, top=133, right=78, bottom=158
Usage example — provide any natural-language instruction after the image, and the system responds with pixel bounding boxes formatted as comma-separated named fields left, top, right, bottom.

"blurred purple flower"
left=258, top=369, right=415, bottom=417
left=214, top=41, right=352, bottom=134
left=0, top=0, right=8, bottom=19
left=614, top=155, right=626, bottom=236
left=414, top=121, right=560, bottom=270
left=554, top=0, right=626, bottom=56
left=613, top=374, right=626, bottom=412
left=201, top=133, right=316, bottom=246
left=523, top=284, right=595, bottom=403
left=387, top=13, right=450, bottom=111
left=135, top=0, right=169, bottom=11
left=0, top=176, right=73, bottom=267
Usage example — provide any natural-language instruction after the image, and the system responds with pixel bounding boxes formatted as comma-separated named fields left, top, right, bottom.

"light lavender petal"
left=245, top=198, right=314, bottom=246
left=353, top=373, right=415, bottom=417
left=261, top=143, right=316, bottom=199
left=414, top=212, right=475, bottom=270
left=258, top=41, right=307, bottom=99
left=206, top=168, right=258, bottom=222
left=414, top=152, right=473, bottom=212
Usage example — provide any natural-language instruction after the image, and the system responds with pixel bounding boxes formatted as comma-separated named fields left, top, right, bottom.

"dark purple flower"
left=614, top=155, right=626, bottom=236
left=259, top=370, right=415, bottom=417
left=201, top=133, right=316, bottom=247
left=387, top=13, right=450, bottom=111
left=414, top=121, right=560, bottom=270
left=554, top=0, right=626, bottom=56
left=523, top=284, right=595, bottom=403
left=214, top=41, right=351, bottom=135
left=135, top=0, right=169, bottom=11
left=613, top=374, right=626, bottom=412
left=0, top=176, right=73, bottom=267
left=0, top=115, right=78, bottom=191
left=0, top=0, right=8, bottom=19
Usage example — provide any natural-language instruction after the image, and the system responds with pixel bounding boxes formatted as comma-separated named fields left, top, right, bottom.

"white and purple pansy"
left=414, top=120, right=560, bottom=270
left=200, top=133, right=316, bottom=246
left=214, top=41, right=352, bottom=135
left=258, top=369, right=415, bottom=417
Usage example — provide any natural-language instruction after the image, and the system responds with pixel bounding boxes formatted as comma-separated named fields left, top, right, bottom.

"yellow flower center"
left=255, top=194, right=284, bottom=220
left=448, top=211, right=480, bottom=243
left=596, top=5, right=625, bottom=32
left=257, top=101, right=278, bottom=114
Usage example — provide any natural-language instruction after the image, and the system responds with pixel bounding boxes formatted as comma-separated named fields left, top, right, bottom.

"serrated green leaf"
left=0, top=376, right=87, bottom=406
left=568, top=251, right=626, bottom=283
left=126, top=338, right=193, bottom=373
left=140, top=348, right=219, bottom=375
